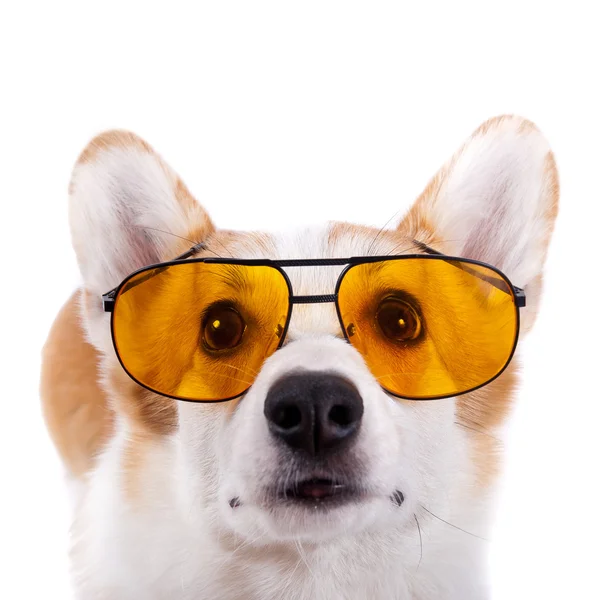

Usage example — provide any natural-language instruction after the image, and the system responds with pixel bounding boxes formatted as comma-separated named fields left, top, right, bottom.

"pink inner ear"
left=460, top=189, right=515, bottom=271
left=118, top=229, right=161, bottom=278
left=101, top=192, right=166, bottom=286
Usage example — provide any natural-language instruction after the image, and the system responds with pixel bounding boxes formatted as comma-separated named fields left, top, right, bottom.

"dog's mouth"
left=274, top=477, right=360, bottom=507
left=228, top=477, right=363, bottom=512
left=284, top=478, right=349, bottom=501
left=230, top=482, right=405, bottom=512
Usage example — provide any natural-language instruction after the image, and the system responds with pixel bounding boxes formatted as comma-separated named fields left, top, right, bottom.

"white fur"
left=65, top=118, right=557, bottom=599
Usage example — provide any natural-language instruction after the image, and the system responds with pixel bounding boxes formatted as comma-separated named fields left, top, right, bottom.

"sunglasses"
left=102, top=242, right=525, bottom=403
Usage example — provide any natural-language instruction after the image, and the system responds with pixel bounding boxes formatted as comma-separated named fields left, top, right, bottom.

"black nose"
left=264, top=372, right=364, bottom=456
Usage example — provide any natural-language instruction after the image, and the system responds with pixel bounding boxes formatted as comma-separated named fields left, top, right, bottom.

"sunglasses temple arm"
left=413, top=240, right=526, bottom=307
left=172, top=242, right=207, bottom=260
left=512, top=286, right=526, bottom=307
left=102, top=290, right=117, bottom=312
left=101, top=242, right=208, bottom=313
left=454, top=262, right=526, bottom=307
left=101, top=268, right=167, bottom=312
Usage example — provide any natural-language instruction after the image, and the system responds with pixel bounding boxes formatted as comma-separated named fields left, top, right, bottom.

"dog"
left=41, top=115, right=558, bottom=599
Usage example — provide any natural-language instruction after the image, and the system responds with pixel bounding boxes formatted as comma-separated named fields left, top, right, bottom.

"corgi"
left=41, top=115, right=558, bottom=599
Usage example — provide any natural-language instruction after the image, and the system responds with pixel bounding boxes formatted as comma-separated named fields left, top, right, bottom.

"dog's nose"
left=264, top=372, right=364, bottom=456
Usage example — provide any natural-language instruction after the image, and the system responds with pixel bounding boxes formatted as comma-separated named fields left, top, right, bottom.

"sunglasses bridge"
left=290, top=294, right=337, bottom=304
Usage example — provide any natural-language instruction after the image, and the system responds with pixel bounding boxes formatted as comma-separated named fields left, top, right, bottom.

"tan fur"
left=456, top=362, right=519, bottom=486
left=76, top=129, right=153, bottom=167
left=108, top=369, right=178, bottom=435
left=396, top=154, right=456, bottom=255
left=542, top=151, right=560, bottom=251
left=40, top=290, right=113, bottom=476
left=175, top=177, right=216, bottom=244
left=69, top=130, right=151, bottom=198
left=326, top=221, right=441, bottom=256
left=204, top=229, right=278, bottom=258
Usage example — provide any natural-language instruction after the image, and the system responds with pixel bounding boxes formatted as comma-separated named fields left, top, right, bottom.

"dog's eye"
left=376, top=297, right=422, bottom=342
left=202, top=304, right=246, bottom=351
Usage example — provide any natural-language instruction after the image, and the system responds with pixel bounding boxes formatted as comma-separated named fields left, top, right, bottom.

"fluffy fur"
left=41, top=116, right=558, bottom=599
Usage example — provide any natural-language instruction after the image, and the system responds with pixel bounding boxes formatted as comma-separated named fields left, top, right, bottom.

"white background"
left=1, top=1, right=599, bottom=598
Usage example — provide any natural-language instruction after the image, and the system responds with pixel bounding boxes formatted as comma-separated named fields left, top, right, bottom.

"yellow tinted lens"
left=337, top=258, right=518, bottom=399
left=112, top=263, right=290, bottom=401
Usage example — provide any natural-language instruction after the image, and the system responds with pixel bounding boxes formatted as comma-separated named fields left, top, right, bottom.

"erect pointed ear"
left=69, top=130, right=215, bottom=297
left=397, top=115, right=559, bottom=332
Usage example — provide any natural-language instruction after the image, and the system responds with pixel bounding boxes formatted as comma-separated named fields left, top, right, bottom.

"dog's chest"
left=74, top=499, right=484, bottom=600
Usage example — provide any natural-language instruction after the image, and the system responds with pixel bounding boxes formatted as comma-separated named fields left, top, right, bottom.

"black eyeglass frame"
left=102, top=242, right=525, bottom=403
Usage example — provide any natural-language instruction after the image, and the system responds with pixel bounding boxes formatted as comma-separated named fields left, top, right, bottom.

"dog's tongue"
left=296, top=480, right=344, bottom=499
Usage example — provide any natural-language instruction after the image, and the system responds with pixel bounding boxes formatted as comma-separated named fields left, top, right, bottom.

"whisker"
left=414, top=514, right=423, bottom=570
left=373, top=371, right=429, bottom=379
left=294, top=538, right=316, bottom=580
left=420, top=505, right=488, bottom=541
left=140, top=226, right=200, bottom=245
left=222, top=363, right=260, bottom=377
left=206, top=236, right=234, bottom=259
left=197, top=371, right=254, bottom=386
left=216, top=530, right=267, bottom=569
left=201, top=246, right=225, bottom=258
left=366, top=208, right=407, bottom=256
left=281, top=552, right=304, bottom=596
left=281, top=468, right=293, bottom=501
left=384, top=239, right=423, bottom=257
left=454, top=421, right=502, bottom=442
left=386, top=237, right=465, bottom=257
left=367, top=211, right=470, bottom=256
left=139, top=226, right=225, bottom=258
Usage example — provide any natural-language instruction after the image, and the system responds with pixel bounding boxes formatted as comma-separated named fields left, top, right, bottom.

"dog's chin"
left=264, top=495, right=390, bottom=542
left=222, top=484, right=402, bottom=543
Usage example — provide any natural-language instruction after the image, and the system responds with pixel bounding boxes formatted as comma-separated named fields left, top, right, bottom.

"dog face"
left=178, top=228, right=442, bottom=544
left=69, top=117, right=558, bottom=548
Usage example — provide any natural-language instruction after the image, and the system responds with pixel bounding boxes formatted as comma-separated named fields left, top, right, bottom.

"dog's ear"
left=69, top=130, right=214, bottom=297
left=397, top=115, right=559, bottom=332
